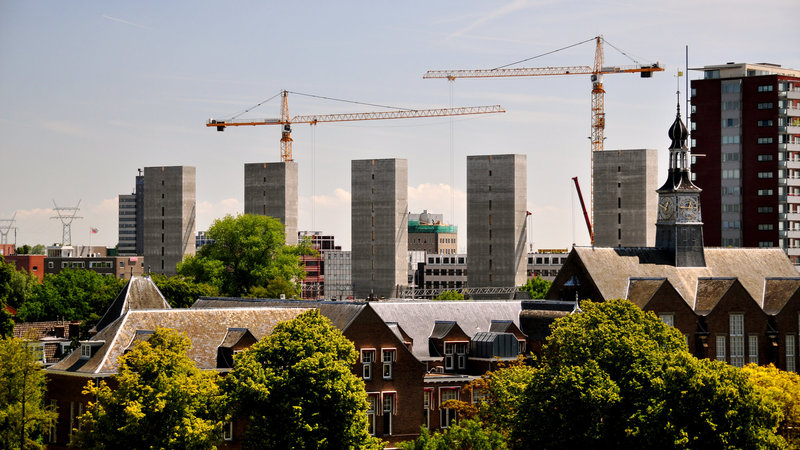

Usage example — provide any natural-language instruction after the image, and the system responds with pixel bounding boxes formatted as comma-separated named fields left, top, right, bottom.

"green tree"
left=512, top=299, right=784, bottom=449
left=519, top=276, right=551, bottom=299
left=434, top=290, right=465, bottom=301
left=16, top=269, right=126, bottom=328
left=744, top=363, right=800, bottom=446
left=399, top=419, right=508, bottom=450
left=0, top=336, right=58, bottom=449
left=177, top=214, right=313, bottom=297
left=71, top=327, right=223, bottom=449
left=149, top=274, right=218, bottom=308
left=226, top=309, right=383, bottom=449
left=14, top=245, right=45, bottom=255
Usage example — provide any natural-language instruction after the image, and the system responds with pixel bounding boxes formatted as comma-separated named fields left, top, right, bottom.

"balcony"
left=779, top=90, right=800, bottom=100
left=780, top=107, right=800, bottom=117
left=780, top=143, right=800, bottom=152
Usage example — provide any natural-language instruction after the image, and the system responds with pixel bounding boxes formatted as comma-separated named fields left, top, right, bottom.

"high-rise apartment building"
left=244, top=162, right=298, bottom=245
left=118, top=194, right=137, bottom=255
left=351, top=158, right=408, bottom=299
left=467, top=154, right=527, bottom=289
left=143, top=166, right=196, bottom=275
left=691, top=63, right=800, bottom=264
left=593, top=149, right=658, bottom=247
left=118, top=169, right=145, bottom=256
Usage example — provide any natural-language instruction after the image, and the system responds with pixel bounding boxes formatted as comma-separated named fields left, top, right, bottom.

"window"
left=361, top=349, right=375, bottom=380
left=723, top=221, right=741, bottom=230
left=729, top=314, right=745, bottom=367
left=81, top=344, right=92, bottom=359
left=721, top=118, right=740, bottom=128
left=749, top=335, right=759, bottom=364
left=758, top=102, right=773, bottom=110
left=757, top=154, right=773, bottom=161
left=658, top=313, right=674, bottom=328
left=456, top=343, right=467, bottom=370
left=758, top=120, right=774, bottom=127
left=223, top=421, right=233, bottom=441
left=722, top=169, right=740, bottom=179
left=722, top=100, right=740, bottom=110
left=721, top=135, right=740, bottom=144
left=758, top=137, right=774, bottom=144
left=444, top=343, right=455, bottom=370
left=366, top=394, right=377, bottom=435
left=758, top=224, right=774, bottom=231
left=758, top=84, right=774, bottom=92
left=382, top=393, right=394, bottom=436
left=423, top=389, right=433, bottom=429
left=48, top=262, right=53, bottom=269
left=758, top=189, right=774, bottom=196
left=787, top=335, right=796, bottom=372
left=758, top=171, right=774, bottom=179
left=722, top=152, right=739, bottom=162
left=722, top=204, right=740, bottom=213
left=759, top=241, right=775, bottom=247
left=722, top=82, right=741, bottom=93
left=722, top=186, right=741, bottom=195
left=716, top=335, right=727, bottom=362
left=382, top=349, right=395, bottom=380
left=758, top=206, right=774, bottom=213
left=440, top=388, right=459, bottom=428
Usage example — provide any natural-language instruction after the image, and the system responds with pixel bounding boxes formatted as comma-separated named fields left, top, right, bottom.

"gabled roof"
left=92, top=276, right=170, bottom=333
left=626, top=278, right=668, bottom=308
left=763, top=278, right=800, bottom=315
left=368, top=301, right=521, bottom=361
left=386, top=322, right=413, bottom=346
left=191, top=297, right=367, bottom=331
left=47, top=307, right=310, bottom=376
left=218, top=328, right=255, bottom=349
left=694, top=278, right=737, bottom=314
left=568, top=247, right=795, bottom=305
left=429, top=321, right=457, bottom=340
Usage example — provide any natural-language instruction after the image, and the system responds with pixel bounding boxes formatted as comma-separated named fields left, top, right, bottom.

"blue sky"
left=2, top=0, right=799, bottom=251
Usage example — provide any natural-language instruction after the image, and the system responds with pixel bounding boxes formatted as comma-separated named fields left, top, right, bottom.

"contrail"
left=102, top=14, right=149, bottom=29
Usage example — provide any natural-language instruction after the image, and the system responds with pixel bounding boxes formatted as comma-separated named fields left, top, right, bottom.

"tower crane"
left=207, top=90, right=505, bottom=162
left=423, top=36, right=663, bottom=229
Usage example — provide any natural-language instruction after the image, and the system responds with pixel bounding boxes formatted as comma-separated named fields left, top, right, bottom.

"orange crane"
left=207, top=90, right=505, bottom=162
left=423, top=36, right=663, bottom=221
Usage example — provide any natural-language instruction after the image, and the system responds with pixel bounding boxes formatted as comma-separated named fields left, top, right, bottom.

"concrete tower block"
left=593, top=149, right=658, bottom=247
left=143, top=166, right=196, bottom=275
left=351, top=158, right=408, bottom=299
left=467, top=154, right=527, bottom=291
left=244, top=162, right=298, bottom=246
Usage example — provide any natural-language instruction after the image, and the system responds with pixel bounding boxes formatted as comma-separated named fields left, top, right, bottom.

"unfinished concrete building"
left=467, top=154, right=527, bottom=290
left=244, top=162, right=298, bottom=245
left=593, top=149, right=658, bottom=247
left=143, top=166, right=196, bottom=275
left=351, top=158, right=408, bottom=298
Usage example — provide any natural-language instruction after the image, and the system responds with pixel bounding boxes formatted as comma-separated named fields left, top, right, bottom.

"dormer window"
left=79, top=341, right=104, bottom=360
left=444, top=342, right=467, bottom=370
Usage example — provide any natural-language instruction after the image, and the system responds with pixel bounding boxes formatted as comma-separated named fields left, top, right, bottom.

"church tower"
left=655, top=98, right=706, bottom=267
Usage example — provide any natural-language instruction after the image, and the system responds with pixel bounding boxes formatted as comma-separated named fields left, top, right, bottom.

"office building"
left=118, top=194, right=137, bottom=255
left=467, top=154, right=527, bottom=290
left=691, top=63, right=800, bottom=264
left=143, top=166, right=196, bottom=275
left=408, top=210, right=458, bottom=255
left=593, top=149, right=658, bottom=247
left=244, top=162, right=298, bottom=245
left=351, top=158, right=408, bottom=299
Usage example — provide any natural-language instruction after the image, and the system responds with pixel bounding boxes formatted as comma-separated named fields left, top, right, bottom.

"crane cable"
left=492, top=37, right=596, bottom=70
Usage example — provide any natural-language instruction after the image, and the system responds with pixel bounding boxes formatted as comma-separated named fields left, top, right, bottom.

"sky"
left=2, top=0, right=799, bottom=252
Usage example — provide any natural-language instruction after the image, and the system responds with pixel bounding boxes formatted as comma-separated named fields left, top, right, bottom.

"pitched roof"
left=763, top=278, right=800, bottom=315
left=368, top=301, right=522, bottom=361
left=47, top=307, right=310, bottom=376
left=92, top=276, right=170, bottom=333
left=191, top=297, right=367, bottom=331
left=694, top=278, right=737, bottom=314
left=626, top=278, right=668, bottom=308
left=570, top=247, right=796, bottom=305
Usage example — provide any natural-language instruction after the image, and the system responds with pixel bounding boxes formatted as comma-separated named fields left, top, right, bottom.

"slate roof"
left=763, top=278, right=800, bottom=315
left=92, top=275, right=170, bottom=333
left=626, top=278, right=668, bottom=308
left=368, top=301, right=522, bottom=362
left=191, top=297, right=367, bottom=331
left=570, top=247, right=796, bottom=306
left=694, top=278, right=737, bottom=314
left=47, top=307, right=310, bottom=376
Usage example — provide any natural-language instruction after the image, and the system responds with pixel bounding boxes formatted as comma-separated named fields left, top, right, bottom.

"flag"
left=91, top=227, right=99, bottom=234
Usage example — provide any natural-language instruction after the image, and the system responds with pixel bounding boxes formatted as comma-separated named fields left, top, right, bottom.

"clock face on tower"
left=678, top=196, right=700, bottom=222
left=658, top=197, right=675, bottom=221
